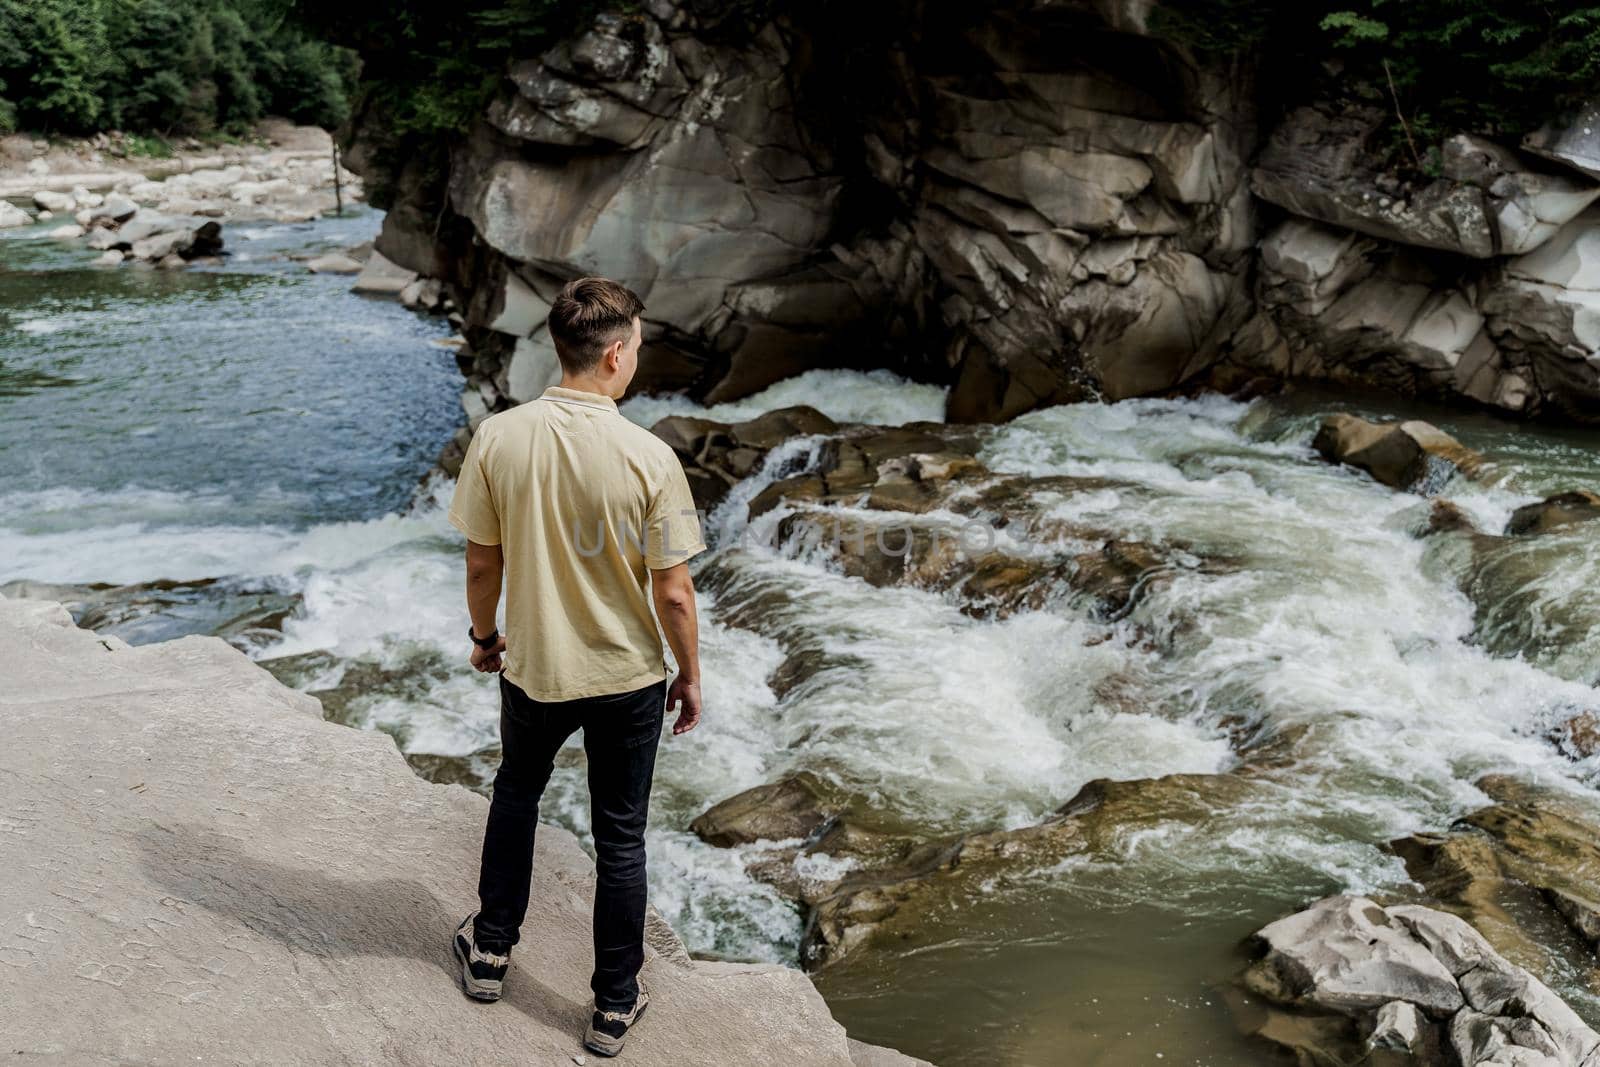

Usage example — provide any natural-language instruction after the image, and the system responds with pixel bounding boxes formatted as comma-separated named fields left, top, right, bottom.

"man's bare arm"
left=466, top=540, right=506, bottom=673
left=650, top=562, right=701, bottom=735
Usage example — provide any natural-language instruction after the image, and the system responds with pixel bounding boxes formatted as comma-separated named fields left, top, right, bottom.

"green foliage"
left=1325, top=2, right=1600, bottom=138
left=1159, top=0, right=1600, bottom=147
left=0, top=0, right=359, bottom=135
left=289, top=0, right=589, bottom=142
left=1319, top=11, right=1388, bottom=44
left=123, top=131, right=174, bottom=156
left=1147, top=0, right=1282, bottom=53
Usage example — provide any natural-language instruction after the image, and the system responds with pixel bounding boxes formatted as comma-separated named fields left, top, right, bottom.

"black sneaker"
left=583, top=981, right=650, bottom=1057
left=452, top=913, right=509, bottom=1002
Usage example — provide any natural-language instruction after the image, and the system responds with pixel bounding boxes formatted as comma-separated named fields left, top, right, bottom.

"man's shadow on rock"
left=135, top=821, right=587, bottom=1032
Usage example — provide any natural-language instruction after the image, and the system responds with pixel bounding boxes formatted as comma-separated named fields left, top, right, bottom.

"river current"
left=4, top=210, right=1599, bottom=1065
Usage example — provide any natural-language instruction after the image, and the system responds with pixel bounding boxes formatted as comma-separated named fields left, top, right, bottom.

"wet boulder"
left=652, top=405, right=838, bottom=512
left=186, top=221, right=224, bottom=258
left=124, top=219, right=224, bottom=263
left=1506, top=491, right=1600, bottom=535
left=1390, top=776, right=1600, bottom=973
left=90, top=191, right=137, bottom=224
left=1313, top=414, right=1485, bottom=494
left=1243, top=896, right=1465, bottom=1017
left=689, top=771, right=1259, bottom=971
left=0, top=201, right=31, bottom=227
left=307, top=252, right=364, bottom=274
left=351, top=250, right=417, bottom=296
left=1548, top=711, right=1600, bottom=761
left=690, top=774, right=843, bottom=848
left=32, top=188, right=74, bottom=213
left=404, top=748, right=501, bottom=793
left=0, top=577, right=297, bottom=648
left=801, top=773, right=1260, bottom=969
left=1240, top=895, right=1600, bottom=1067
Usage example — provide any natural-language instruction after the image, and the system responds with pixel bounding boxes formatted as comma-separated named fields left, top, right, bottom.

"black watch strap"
left=469, top=626, right=499, bottom=650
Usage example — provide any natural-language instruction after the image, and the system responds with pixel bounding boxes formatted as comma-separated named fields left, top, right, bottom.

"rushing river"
left=4, top=209, right=1600, bottom=1066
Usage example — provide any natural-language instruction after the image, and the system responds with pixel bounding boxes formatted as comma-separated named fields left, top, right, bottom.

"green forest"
left=3, top=0, right=1598, bottom=152
left=1154, top=0, right=1600, bottom=157
left=0, top=0, right=356, bottom=135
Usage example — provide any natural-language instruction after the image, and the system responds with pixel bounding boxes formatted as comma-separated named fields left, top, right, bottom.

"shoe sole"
left=452, top=933, right=503, bottom=1002
left=583, top=1001, right=647, bottom=1057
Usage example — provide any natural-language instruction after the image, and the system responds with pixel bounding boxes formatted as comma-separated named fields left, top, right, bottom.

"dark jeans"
left=474, top=674, right=666, bottom=1011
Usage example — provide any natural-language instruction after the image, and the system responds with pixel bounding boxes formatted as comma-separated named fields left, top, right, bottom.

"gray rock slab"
left=0, top=595, right=880, bottom=1065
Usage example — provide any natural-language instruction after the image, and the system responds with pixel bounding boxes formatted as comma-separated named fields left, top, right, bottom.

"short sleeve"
left=447, top=431, right=502, bottom=546
left=645, top=454, right=706, bottom=569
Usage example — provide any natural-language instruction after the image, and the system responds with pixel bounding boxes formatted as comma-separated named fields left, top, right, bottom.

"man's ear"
left=604, top=339, right=624, bottom=373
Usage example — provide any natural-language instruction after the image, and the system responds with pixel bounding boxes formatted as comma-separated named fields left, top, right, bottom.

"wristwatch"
left=469, top=626, right=499, bottom=650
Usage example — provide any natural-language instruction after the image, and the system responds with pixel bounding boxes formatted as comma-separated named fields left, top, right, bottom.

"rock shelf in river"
left=0, top=594, right=926, bottom=1066
left=1242, top=895, right=1600, bottom=1066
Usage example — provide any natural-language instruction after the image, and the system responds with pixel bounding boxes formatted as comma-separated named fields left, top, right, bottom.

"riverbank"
left=0, top=120, right=360, bottom=227
left=4, top=197, right=1600, bottom=1062
left=0, top=593, right=926, bottom=1066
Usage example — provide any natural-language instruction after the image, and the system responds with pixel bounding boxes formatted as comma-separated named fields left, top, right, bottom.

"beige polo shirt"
left=447, top=385, right=706, bottom=701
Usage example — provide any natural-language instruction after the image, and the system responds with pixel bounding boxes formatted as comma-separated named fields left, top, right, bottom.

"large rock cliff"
left=348, top=0, right=1600, bottom=435
left=0, top=594, right=926, bottom=1066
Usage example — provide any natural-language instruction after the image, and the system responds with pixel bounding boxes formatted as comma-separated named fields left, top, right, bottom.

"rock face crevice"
left=347, top=0, right=1600, bottom=447
left=0, top=594, right=927, bottom=1067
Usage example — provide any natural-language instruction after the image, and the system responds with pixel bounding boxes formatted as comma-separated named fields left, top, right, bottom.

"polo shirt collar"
left=541, top=385, right=619, bottom=412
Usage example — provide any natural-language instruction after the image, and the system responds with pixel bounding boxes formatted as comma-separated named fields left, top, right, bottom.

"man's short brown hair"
left=546, top=277, right=645, bottom=375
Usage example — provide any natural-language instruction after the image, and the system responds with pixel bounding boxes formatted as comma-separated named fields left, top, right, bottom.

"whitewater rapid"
left=6, top=207, right=1600, bottom=1063
left=9, top=370, right=1596, bottom=970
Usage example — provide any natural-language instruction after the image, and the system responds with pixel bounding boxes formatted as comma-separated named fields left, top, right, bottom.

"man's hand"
left=470, top=634, right=506, bottom=674
left=465, top=540, right=506, bottom=674
left=667, top=673, right=701, bottom=735
left=651, top=563, right=701, bottom=736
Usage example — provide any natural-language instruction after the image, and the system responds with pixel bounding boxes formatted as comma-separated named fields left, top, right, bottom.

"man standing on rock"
left=445, top=276, right=705, bottom=1057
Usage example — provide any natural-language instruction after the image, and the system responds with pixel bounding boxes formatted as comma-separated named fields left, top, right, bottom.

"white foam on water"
left=975, top=396, right=1600, bottom=900
left=621, top=368, right=947, bottom=428
left=8, top=379, right=1596, bottom=968
left=15, top=316, right=71, bottom=335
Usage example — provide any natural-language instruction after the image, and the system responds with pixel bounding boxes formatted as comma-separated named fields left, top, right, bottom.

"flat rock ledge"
left=1242, top=895, right=1600, bottom=1066
left=0, top=595, right=926, bottom=1066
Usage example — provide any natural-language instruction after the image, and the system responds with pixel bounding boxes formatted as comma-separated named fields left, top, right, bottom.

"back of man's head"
left=547, top=277, right=645, bottom=375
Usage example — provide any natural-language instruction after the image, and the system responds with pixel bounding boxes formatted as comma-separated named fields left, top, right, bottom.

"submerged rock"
left=307, top=252, right=364, bottom=274
left=662, top=406, right=1209, bottom=620
left=351, top=250, right=417, bottom=296
left=691, top=771, right=1264, bottom=971
left=0, top=576, right=297, bottom=648
left=1313, top=414, right=1484, bottom=493
left=116, top=219, right=225, bottom=263
left=1241, top=895, right=1600, bottom=1067
left=690, top=774, right=843, bottom=848
left=653, top=405, right=839, bottom=512
left=1507, top=490, right=1600, bottom=536
left=0, top=595, right=915, bottom=1066
left=1390, top=776, right=1600, bottom=974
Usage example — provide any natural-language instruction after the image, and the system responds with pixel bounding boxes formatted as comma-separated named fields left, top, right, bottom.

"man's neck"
left=558, top=374, right=623, bottom=400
